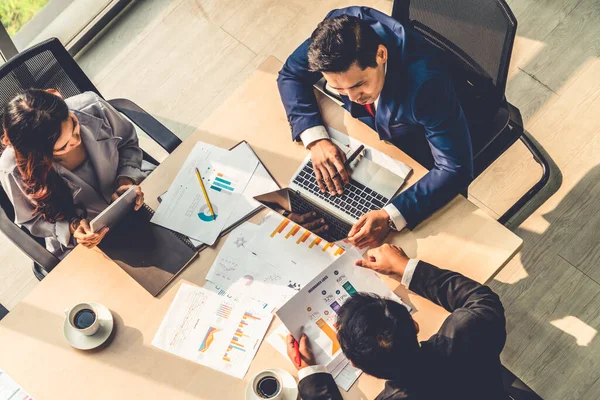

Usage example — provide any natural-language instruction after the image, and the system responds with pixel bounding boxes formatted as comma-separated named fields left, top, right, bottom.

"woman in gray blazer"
left=0, top=89, right=149, bottom=259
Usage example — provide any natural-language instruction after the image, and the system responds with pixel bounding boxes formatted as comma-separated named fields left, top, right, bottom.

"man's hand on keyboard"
left=288, top=211, right=329, bottom=234
left=307, top=139, right=349, bottom=196
left=346, top=210, right=390, bottom=249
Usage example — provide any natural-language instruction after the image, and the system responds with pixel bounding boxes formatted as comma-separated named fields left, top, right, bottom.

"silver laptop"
left=254, top=153, right=405, bottom=242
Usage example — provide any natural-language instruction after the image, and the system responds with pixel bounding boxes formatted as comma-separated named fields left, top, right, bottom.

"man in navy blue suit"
left=277, top=7, right=473, bottom=248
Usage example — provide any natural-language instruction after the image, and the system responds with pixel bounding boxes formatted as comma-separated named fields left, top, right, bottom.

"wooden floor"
left=1, top=0, right=599, bottom=398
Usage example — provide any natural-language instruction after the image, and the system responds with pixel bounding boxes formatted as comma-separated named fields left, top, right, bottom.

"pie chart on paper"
left=198, top=204, right=219, bottom=222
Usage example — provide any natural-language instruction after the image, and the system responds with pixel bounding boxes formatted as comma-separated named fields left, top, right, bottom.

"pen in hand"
left=293, top=337, right=301, bottom=366
left=330, top=144, right=365, bottom=181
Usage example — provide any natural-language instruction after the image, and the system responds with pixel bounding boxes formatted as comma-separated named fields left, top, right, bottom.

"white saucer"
left=63, top=302, right=114, bottom=350
left=245, top=369, right=298, bottom=400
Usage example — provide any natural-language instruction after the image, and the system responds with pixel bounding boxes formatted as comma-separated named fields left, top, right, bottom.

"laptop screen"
left=254, top=188, right=352, bottom=242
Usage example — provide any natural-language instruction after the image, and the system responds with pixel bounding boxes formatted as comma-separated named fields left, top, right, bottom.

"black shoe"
left=32, top=262, right=47, bottom=281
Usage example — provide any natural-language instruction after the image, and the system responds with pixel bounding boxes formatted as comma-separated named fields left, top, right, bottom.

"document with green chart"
left=150, top=142, right=259, bottom=245
left=276, top=249, right=405, bottom=374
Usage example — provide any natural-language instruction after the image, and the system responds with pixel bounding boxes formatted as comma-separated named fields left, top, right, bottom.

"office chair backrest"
left=393, top=0, right=517, bottom=120
left=0, top=38, right=100, bottom=123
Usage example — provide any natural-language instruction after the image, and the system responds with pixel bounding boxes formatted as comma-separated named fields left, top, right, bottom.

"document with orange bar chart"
left=152, top=283, right=272, bottom=379
left=276, top=249, right=402, bottom=373
left=244, top=212, right=348, bottom=292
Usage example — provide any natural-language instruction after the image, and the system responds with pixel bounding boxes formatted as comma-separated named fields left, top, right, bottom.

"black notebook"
left=98, top=204, right=198, bottom=296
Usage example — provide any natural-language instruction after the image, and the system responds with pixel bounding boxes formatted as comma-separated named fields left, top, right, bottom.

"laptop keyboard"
left=292, top=161, right=389, bottom=220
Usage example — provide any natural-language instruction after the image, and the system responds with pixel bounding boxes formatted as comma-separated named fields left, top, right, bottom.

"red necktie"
left=364, top=103, right=375, bottom=117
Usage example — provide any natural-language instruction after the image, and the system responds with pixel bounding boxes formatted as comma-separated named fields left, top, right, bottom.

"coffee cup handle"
left=64, top=308, right=69, bottom=316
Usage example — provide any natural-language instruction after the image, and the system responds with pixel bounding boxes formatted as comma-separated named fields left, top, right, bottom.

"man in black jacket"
left=285, top=244, right=507, bottom=399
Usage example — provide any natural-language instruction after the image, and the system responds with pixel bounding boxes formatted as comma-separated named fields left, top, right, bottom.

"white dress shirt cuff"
left=383, top=204, right=408, bottom=231
left=401, top=259, right=420, bottom=288
left=298, top=365, right=329, bottom=381
left=300, top=125, right=330, bottom=148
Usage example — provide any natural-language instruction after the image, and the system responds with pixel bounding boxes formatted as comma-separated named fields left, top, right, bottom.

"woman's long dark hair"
left=1, top=89, right=77, bottom=222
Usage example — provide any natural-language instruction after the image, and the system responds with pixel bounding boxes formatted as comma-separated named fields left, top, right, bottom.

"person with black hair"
left=285, top=244, right=507, bottom=399
left=0, top=90, right=149, bottom=259
left=278, top=7, right=473, bottom=249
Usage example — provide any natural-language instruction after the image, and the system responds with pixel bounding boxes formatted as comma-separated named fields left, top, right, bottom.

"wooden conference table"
left=0, top=57, right=522, bottom=399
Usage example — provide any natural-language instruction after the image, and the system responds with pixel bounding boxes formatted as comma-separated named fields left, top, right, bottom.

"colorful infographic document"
left=205, top=223, right=297, bottom=308
left=276, top=249, right=403, bottom=373
left=151, top=142, right=258, bottom=245
left=0, top=369, right=33, bottom=400
left=152, top=283, right=272, bottom=379
left=244, top=213, right=347, bottom=291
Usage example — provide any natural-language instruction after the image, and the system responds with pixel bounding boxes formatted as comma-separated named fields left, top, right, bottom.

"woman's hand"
left=112, top=179, right=144, bottom=211
left=73, top=219, right=109, bottom=248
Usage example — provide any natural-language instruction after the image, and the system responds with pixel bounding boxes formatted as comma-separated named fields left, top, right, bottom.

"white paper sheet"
left=0, top=369, right=33, bottom=400
left=152, top=283, right=272, bottom=379
left=205, top=223, right=296, bottom=308
left=159, top=142, right=279, bottom=249
left=244, top=212, right=347, bottom=292
left=151, top=142, right=258, bottom=245
left=224, top=142, right=279, bottom=227
left=202, top=281, right=276, bottom=313
left=276, top=248, right=403, bottom=374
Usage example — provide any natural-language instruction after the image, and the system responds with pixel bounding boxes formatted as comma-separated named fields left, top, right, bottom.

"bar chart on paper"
left=269, top=218, right=345, bottom=257
left=152, top=284, right=272, bottom=379
left=207, top=170, right=237, bottom=194
left=222, top=311, right=266, bottom=365
left=243, top=213, right=350, bottom=294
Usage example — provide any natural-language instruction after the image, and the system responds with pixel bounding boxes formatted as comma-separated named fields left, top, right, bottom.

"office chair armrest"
left=507, top=101, right=523, bottom=132
left=0, top=208, right=59, bottom=273
left=107, top=98, right=182, bottom=153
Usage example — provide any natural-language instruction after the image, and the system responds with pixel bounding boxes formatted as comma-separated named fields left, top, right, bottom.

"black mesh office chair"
left=395, top=5, right=545, bottom=399
left=0, top=38, right=182, bottom=280
left=393, top=0, right=549, bottom=225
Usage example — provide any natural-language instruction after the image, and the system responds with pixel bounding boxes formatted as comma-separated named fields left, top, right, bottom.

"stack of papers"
left=151, top=141, right=278, bottom=247
left=205, top=213, right=348, bottom=309
left=152, top=283, right=273, bottom=379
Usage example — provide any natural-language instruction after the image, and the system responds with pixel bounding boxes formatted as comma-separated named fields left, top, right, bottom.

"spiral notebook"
left=98, top=204, right=198, bottom=296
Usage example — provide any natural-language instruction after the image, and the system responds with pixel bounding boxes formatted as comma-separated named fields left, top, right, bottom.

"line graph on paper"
left=169, top=291, right=206, bottom=350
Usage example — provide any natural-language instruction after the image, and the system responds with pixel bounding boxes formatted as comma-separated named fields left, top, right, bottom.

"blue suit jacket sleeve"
left=277, top=38, right=325, bottom=141
left=391, top=76, right=474, bottom=229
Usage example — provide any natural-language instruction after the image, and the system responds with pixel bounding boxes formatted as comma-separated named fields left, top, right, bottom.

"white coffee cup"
left=64, top=303, right=100, bottom=336
left=251, top=370, right=284, bottom=400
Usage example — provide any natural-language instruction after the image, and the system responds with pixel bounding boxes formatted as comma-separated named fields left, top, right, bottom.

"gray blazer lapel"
left=74, top=109, right=120, bottom=203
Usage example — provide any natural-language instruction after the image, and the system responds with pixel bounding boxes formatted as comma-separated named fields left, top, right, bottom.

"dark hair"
left=337, top=293, right=419, bottom=380
left=1, top=89, right=77, bottom=222
left=308, top=14, right=383, bottom=73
